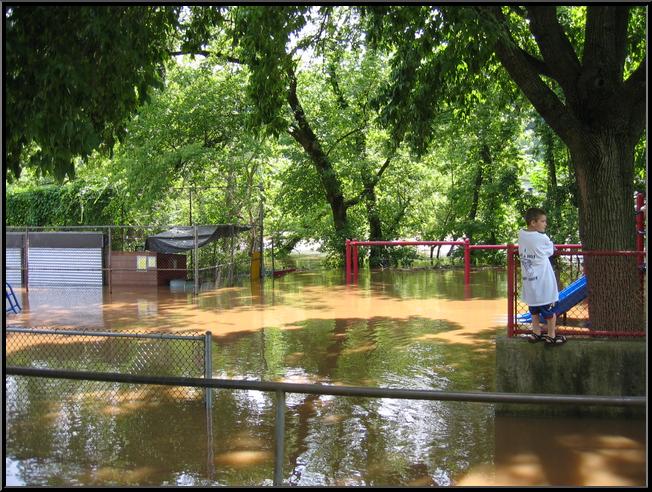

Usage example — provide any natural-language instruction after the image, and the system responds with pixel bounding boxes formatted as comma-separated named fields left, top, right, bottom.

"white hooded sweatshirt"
left=517, top=229, right=559, bottom=306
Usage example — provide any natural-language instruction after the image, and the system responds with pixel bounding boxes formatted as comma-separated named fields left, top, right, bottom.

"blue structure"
left=516, top=275, right=587, bottom=324
left=5, top=282, right=22, bottom=314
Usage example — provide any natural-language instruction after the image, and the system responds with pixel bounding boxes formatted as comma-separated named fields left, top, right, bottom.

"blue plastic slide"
left=516, top=275, right=587, bottom=324
left=5, top=282, right=22, bottom=314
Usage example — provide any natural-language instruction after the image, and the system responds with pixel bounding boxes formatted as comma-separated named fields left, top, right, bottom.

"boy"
left=518, top=208, right=567, bottom=345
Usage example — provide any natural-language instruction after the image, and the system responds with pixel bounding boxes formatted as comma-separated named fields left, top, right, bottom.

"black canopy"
left=145, top=225, right=251, bottom=254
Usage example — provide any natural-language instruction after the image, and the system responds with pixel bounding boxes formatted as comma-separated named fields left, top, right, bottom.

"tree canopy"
left=4, top=6, right=647, bottom=329
left=4, top=5, right=180, bottom=181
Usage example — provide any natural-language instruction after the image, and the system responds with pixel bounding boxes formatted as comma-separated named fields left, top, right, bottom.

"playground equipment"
left=5, top=282, right=22, bottom=314
left=516, top=275, right=587, bottom=324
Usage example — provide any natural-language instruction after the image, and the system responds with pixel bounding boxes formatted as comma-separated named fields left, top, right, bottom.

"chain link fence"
left=5, top=327, right=211, bottom=412
left=510, top=248, right=646, bottom=337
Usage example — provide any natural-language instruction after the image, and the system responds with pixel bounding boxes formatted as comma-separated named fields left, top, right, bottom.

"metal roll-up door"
left=28, top=248, right=103, bottom=286
left=5, top=248, right=23, bottom=287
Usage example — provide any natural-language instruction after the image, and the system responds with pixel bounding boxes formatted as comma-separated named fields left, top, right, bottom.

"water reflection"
left=5, top=268, right=646, bottom=486
left=457, top=416, right=647, bottom=487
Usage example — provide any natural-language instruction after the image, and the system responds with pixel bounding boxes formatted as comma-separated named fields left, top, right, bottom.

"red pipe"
left=464, top=238, right=471, bottom=285
left=353, top=245, right=359, bottom=279
left=555, top=250, right=645, bottom=257
left=349, top=240, right=465, bottom=247
left=345, top=240, right=351, bottom=283
left=349, top=241, right=582, bottom=249
left=469, top=244, right=508, bottom=250
left=507, top=244, right=515, bottom=337
left=636, top=191, right=645, bottom=253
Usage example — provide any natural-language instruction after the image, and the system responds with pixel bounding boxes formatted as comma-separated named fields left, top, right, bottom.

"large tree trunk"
left=571, top=132, right=644, bottom=333
left=487, top=5, right=646, bottom=333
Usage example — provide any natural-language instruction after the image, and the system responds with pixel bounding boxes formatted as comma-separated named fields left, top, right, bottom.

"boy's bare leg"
left=546, top=314, right=557, bottom=338
left=531, top=316, right=542, bottom=336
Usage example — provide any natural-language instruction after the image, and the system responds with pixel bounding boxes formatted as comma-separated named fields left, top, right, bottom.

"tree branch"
left=324, top=126, right=365, bottom=158
left=519, top=49, right=554, bottom=78
left=583, top=6, right=630, bottom=81
left=344, top=154, right=394, bottom=209
left=285, top=64, right=347, bottom=210
left=623, top=59, right=646, bottom=145
left=481, top=6, right=582, bottom=148
left=526, top=7, right=581, bottom=97
left=169, top=50, right=243, bottom=65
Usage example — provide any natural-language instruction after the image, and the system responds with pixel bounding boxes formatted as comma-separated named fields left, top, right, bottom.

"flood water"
left=5, top=267, right=647, bottom=486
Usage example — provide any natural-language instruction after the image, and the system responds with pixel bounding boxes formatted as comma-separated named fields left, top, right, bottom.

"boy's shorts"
left=529, top=303, right=557, bottom=320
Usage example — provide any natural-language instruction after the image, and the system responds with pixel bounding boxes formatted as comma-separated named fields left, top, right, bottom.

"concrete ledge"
left=495, top=335, right=646, bottom=418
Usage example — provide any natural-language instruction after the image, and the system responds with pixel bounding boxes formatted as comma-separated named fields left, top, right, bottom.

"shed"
left=27, top=232, right=104, bottom=286
left=144, top=225, right=251, bottom=253
left=5, top=233, right=25, bottom=287
left=110, top=251, right=187, bottom=286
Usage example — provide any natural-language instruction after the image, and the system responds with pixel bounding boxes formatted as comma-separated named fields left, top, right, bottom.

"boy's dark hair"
left=524, top=207, right=546, bottom=225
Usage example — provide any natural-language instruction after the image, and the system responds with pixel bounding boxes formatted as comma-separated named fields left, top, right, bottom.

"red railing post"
left=345, top=239, right=351, bottom=284
left=464, top=237, right=471, bottom=285
left=353, top=244, right=359, bottom=280
left=507, top=243, right=515, bottom=337
left=635, top=191, right=645, bottom=255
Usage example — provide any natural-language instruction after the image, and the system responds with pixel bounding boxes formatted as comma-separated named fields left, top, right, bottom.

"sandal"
left=543, top=335, right=567, bottom=345
left=525, top=333, right=545, bottom=343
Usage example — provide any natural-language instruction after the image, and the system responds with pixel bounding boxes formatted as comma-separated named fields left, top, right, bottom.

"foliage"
left=5, top=5, right=180, bottom=181
left=101, top=62, right=269, bottom=231
left=5, top=179, right=118, bottom=226
left=4, top=5, right=645, bottom=278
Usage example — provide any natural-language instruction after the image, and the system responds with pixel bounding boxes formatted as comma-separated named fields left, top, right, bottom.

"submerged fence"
left=5, top=225, right=252, bottom=294
left=6, top=365, right=645, bottom=486
left=5, top=327, right=212, bottom=407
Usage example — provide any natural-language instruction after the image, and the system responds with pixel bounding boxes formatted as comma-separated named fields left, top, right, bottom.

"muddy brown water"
left=5, top=268, right=646, bottom=486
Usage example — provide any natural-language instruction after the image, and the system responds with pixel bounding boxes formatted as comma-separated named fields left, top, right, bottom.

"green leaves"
left=5, top=180, right=117, bottom=227
left=5, top=6, right=181, bottom=181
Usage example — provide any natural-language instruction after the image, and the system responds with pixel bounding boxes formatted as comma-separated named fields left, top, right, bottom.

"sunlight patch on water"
left=90, top=466, right=158, bottom=484
left=213, top=450, right=273, bottom=468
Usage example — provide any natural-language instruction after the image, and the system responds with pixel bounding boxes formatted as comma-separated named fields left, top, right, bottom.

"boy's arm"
left=540, top=234, right=555, bottom=257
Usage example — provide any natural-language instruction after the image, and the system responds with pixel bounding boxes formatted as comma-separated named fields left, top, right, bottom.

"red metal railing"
left=345, top=192, right=646, bottom=338
left=636, top=191, right=646, bottom=253
left=345, top=239, right=581, bottom=284
left=345, top=240, right=469, bottom=283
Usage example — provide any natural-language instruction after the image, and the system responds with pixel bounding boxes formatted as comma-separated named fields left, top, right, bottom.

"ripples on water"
left=5, top=268, right=646, bottom=486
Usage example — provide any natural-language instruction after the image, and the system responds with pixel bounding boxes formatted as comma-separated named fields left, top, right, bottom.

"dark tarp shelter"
left=145, top=225, right=251, bottom=254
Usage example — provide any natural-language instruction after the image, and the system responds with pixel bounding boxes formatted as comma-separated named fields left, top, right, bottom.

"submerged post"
left=635, top=191, right=645, bottom=255
left=274, top=390, right=286, bottom=486
left=204, top=331, right=213, bottom=413
left=345, top=239, right=351, bottom=284
left=108, top=227, right=112, bottom=294
left=353, top=244, right=359, bottom=280
left=205, top=330, right=214, bottom=481
left=507, top=243, right=515, bottom=337
left=194, top=225, right=199, bottom=295
left=464, top=237, right=471, bottom=285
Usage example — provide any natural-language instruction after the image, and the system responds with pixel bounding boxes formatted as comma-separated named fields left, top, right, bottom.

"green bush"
left=5, top=182, right=118, bottom=226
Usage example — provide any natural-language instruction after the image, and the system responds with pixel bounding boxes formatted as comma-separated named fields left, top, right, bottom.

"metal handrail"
left=6, top=366, right=645, bottom=486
